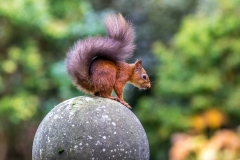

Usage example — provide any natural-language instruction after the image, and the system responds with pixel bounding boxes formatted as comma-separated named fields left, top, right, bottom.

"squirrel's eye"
left=142, top=74, right=147, bottom=80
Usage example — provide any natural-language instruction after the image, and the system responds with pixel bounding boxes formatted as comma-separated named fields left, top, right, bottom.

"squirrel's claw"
left=120, top=101, right=132, bottom=109
left=110, top=97, right=131, bottom=109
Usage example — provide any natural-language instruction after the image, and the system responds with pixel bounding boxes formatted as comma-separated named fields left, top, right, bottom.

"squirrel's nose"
left=147, top=84, right=151, bottom=89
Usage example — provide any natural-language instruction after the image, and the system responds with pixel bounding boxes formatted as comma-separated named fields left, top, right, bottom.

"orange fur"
left=89, top=59, right=150, bottom=108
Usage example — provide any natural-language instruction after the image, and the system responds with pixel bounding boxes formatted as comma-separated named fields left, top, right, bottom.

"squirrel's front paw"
left=121, top=101, right=132, bottom=109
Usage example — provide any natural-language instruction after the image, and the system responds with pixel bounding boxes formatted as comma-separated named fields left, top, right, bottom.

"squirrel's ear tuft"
left=135, top=59, right=142, bottom=70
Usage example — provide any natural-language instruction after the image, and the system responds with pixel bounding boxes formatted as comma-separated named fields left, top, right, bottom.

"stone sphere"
left=32, top=96, right=149, bottom=160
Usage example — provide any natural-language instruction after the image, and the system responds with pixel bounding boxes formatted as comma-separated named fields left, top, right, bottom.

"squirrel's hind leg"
left=90, top=59, right=120, bottom=102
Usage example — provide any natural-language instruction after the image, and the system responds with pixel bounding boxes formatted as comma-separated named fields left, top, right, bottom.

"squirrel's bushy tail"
left=66, top=13, right=135, bottom=92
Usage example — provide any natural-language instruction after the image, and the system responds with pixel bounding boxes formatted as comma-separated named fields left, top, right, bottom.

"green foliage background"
left=135, top=0, right=240, bottom=159
left=0, top=0, right=240, bottom=159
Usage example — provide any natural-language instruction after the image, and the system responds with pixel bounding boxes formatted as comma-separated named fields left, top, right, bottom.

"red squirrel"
left=66, top=13, right=151, bottom=109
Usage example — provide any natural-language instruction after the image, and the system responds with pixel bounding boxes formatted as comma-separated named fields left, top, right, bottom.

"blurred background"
left=0, top=0, right=240, bottom=159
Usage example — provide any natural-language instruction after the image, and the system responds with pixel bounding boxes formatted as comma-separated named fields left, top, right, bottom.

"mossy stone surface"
left=32, top=96, right=149, bottom=160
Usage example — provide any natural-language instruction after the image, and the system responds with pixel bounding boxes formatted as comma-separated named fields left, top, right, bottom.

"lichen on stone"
left=57, top=148, right=64, bottom=154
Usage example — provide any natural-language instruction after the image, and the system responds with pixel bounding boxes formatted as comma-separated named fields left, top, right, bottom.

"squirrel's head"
left=130, top=60, right=151, bottom=90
